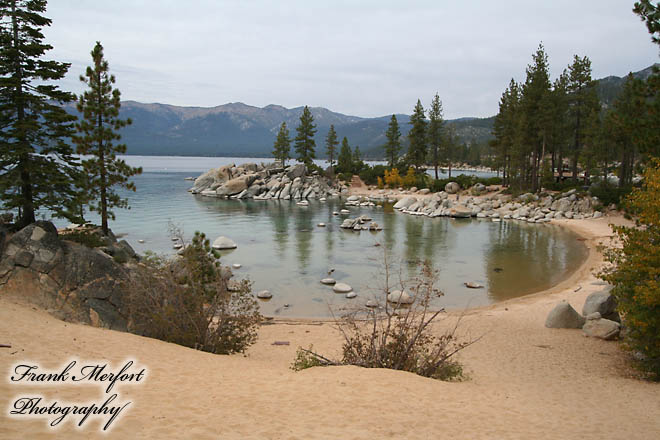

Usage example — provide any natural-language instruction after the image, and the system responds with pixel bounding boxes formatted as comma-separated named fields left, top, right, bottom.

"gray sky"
left=44, top=0, right=658, bottom=119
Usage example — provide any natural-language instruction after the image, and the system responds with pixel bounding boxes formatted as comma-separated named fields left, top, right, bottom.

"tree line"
left=490, top=41, right=659, bottom=192
left=0, top=0, right=140, bottom=234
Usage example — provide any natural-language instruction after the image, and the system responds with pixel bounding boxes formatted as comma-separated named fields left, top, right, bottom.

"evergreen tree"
left=407, top=99, right=427, bottom=171
left=73, top=41, right=141, bottom=235
left=325, top=124, right=338, bottom=169
left=566, top=55, right=599, bottom=182
left=352, top=146, right=363, bottom=174
left=384, top=114, right=401, bottom=168
left=294, top=105, right=316, bottom=167
left=272, top=122, right=291, bottom=167
left=337, top=136, right=353, bottom=174
left=0, top=0, right=81, bottom=228
left=427, top=93, right=445, bottom=180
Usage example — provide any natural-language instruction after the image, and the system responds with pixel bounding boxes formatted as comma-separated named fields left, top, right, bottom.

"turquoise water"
left=51, top=156, right=587, bottom=318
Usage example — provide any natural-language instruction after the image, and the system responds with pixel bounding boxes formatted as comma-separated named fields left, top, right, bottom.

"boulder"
left=449, top=206, right=473, bottom=218
left=582, top=318, right=620, bottom=340
left=545, top=301, right=586, bottom=329
left=387, top=290, right=413, bottom=304
left=582, top=290, right=616, bottom=317
left=333, top=283, right=353, bottom=293
left=216, top=175, right=256, bottom=197
left=445, top=182, right=460, bottom=194
left=286, top=163, right=306, bottom=180
left=418, top=188, right=430, bottom=195
left=212, top=236, right=237, bottom=250
left=393, top=196, right=416, bottom=210
left=346, top=292, right=357, bottom=299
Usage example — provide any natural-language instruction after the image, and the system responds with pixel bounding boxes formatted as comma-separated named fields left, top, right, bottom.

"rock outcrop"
left=0, top=222, right=132, bottom=330
left=190, top=162, right=345, bottom=200
left=391, top=187, right=603, bottom=223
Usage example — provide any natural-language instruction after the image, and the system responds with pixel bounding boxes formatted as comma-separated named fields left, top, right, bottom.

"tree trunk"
left=12, top=2, right=35, bottom=228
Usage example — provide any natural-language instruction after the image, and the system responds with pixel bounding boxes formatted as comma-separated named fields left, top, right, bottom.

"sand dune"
left=1, top=215, right=658, bottom=439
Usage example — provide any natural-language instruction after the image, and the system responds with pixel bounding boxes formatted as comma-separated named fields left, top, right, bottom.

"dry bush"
left=124, top=231, right=261, bottom=354
left=294, top=251, right=478, bottom=380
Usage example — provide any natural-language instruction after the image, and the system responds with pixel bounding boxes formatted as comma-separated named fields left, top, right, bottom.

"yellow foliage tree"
left=402, top=167, right=417, bottom=188
left=601, top=158, right=660, bottom=378
left=384, top=168, right=403, bottom=188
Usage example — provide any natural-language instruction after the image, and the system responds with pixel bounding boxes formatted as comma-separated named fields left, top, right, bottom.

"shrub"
left=359, top=164, right=388, bottom=185
left=384, top=168, right=403, bottom=188
left=377, top=176, right=384, bottom=189
left=600, top=159, right=660, bottom=379
left=589, top=183, right=632, bottom=208
left=293, top=253, right=476, bottom=380
left=291, top=345, right=329, bottom=371
left=124, top=231, right=261, bottom=354
left=402, top=167, right=417, bottom=188
left=338, top=172, right=352, bottom=183
left=61, top=228, right=107, bottom=248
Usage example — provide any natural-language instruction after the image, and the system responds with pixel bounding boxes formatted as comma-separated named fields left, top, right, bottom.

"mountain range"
left=66, top=64, right=656, bottom=158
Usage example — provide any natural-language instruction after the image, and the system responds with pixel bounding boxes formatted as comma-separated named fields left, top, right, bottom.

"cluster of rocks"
left=392, top=186, right=604, bottom=222
left=319, top=277, right=356, bottom=298
left=345, top=195, right=381, bottom=207
left=545, top=289, right=621, bottom=340
left=190, top=162, right=346, bottom=200
left=340, top=215, right=382, bottom=231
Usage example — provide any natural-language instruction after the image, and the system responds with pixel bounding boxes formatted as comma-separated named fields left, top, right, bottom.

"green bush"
left=359, top=165, right=388, bottom=186
left=337, top=172, right=353, bottom=183
left=589, top=184, right=632, bottom=208
left=61, top=228, right=106, bottom=248
left=124, top=231, right=261, bottom=354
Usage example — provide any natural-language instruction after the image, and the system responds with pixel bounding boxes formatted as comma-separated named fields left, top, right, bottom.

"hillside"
left=64, top=64, right=655, bottom=158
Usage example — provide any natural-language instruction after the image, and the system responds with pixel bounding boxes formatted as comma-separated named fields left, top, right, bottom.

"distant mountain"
left=64, top=64, right=655, bottom=158
left=596, top=63, right=658, bottom=109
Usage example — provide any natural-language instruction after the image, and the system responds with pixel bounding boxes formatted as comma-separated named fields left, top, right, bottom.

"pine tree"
left=566, top=55, right=599, bottom=183
left=294, top=105, right=317, bottom=167
left=337, top=136, right=353, bottom=174
left=73, top=41, right=142, bottom=235
left=427, top=93, right=444, bottom=180
left=0, top=0, right=82, bottom=228
left=352, top=146, right=363, bottom=174
left=272, top=122, right=291, bottom=167
left=325, top=124, right=338, bottom=169
left=384, top=114, right=401, bottom=168
left=407, top=99, right=427, bottom=171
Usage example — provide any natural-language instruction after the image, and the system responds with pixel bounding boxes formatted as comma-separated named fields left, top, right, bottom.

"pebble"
left=333, top=283, right=353, bottom=293
left=232, top=263, right=242, bottom=269
left=346, top=292, right=357, bottom=299
left=320, top=278, right=336, bottom=285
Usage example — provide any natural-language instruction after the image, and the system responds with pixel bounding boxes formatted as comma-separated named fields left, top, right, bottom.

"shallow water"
left=50, top=156, right=587, bottom=318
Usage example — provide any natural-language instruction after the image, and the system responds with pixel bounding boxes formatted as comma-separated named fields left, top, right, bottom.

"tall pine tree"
left=73, top=41, right=141, bottom=235
left=0, top=0, right=81, bottom=228
left=325, top=124, right=338, bottom=169
left=427, top=93, right=444, bottom=180
left=384, top=114, right=401, bottom=168
left=337, top=136, right=353, bottom=174
left=272, top=122, right=291, bottom=167
left=294, top=105, right=316, bottom=167
left=407, top=99, right=427, bottom=171
left=566, top=55, right=599, bottom=183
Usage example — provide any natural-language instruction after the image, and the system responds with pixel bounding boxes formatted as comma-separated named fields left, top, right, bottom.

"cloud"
left=42, top=0, right=658, bottom=118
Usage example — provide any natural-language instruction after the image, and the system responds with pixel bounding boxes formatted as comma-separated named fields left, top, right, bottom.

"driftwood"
left=0, top=344, right=11, bottom=348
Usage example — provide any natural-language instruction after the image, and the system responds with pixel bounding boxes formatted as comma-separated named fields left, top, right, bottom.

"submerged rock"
left=256, top=290, right=273, bottom=299
left=320, top=278, right=336, bottom=285
left=212, top=236, right=237, bottom=250
left=333, top=283, right=353, bottom=293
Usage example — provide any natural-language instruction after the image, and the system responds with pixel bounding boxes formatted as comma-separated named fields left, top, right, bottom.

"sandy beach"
left=1, top=213, right=659, bottom=439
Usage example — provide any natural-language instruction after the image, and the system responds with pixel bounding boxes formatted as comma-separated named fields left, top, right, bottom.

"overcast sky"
left=43, top=0, right=658, bottom=119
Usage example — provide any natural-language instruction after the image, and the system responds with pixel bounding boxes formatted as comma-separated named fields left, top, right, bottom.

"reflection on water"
left=51, top=170, right=588, bottom=318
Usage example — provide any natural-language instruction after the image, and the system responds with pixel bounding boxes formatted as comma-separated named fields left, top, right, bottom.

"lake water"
left=51, top=156, right=587, bottom=318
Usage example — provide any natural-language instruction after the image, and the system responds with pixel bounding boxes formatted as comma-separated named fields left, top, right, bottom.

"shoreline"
left=2, top=213, right=658, bottom=439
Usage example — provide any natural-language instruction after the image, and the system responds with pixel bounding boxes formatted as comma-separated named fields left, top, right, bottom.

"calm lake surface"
left=54, top=156, right=587, bottom=318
